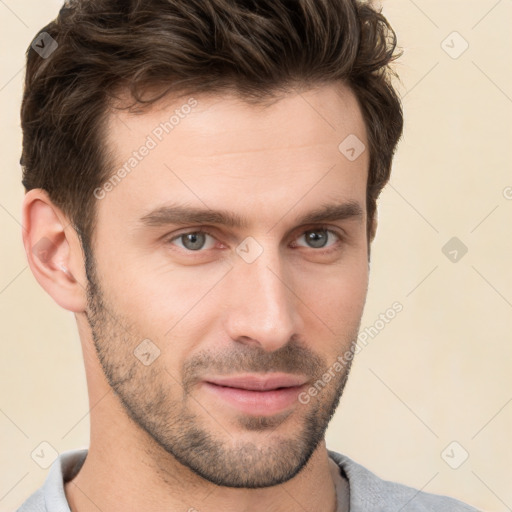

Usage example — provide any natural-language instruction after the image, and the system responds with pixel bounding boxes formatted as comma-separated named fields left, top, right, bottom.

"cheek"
left=104, top=256, right=230, bottom=343
left=294, top=255, right=368, bottom=334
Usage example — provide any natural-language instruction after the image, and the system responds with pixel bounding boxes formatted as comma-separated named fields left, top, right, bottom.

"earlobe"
left=21, top=189, right=87, bottom=313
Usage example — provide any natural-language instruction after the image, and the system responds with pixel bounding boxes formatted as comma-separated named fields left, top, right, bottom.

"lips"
left=201, top=373, right=308, bottom=416
left=204, top=373, right=308, bottom=391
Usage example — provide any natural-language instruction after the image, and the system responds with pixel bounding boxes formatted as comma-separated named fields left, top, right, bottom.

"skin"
left=22, top=82, right=374, bottom=512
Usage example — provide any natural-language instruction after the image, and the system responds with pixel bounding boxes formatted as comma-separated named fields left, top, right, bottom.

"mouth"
left=201, top=373, right=308, bottom=416
left=205, top=373, right=308, bottom=391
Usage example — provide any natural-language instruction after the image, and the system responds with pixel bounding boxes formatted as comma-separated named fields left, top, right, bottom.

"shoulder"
left=16, top=487, right=45, bottom=512
left=16, top=448, right=88, bottom=512
left=328, top=449, right=482, bottom=512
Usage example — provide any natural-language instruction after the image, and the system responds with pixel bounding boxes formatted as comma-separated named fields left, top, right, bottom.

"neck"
left=66, top=334, right=345, bottom=512
left=65, top=402, right=341, bottom=512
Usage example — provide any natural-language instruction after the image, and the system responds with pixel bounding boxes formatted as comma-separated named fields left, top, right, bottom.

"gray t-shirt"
left=16, top=448, right=481, bottom=511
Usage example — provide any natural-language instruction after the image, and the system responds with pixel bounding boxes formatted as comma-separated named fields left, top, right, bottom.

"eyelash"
left=165, top=225, right=344, bottom=255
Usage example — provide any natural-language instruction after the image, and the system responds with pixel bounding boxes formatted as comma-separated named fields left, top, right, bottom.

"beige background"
left=1, top=1, right=511, bottom=511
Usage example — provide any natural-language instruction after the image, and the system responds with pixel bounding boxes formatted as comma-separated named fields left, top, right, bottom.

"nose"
left=223, top=243, right=302, bottom=352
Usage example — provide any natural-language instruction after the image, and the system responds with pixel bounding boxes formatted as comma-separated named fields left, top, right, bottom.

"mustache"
left=181, top=337, right=326, bottom=390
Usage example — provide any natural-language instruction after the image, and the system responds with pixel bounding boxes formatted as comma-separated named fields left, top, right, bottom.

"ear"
left=21, top=189, right=88, bottom=313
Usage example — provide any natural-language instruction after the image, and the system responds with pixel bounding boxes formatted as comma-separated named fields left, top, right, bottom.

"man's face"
left=85, top=83, right=370, bottom=488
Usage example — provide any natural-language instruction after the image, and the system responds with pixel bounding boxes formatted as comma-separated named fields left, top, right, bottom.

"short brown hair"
left=21, top=0, right=403, bottom=251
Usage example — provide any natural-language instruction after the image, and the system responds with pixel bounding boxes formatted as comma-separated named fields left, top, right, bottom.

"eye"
left=293, top=226, right=342, bottom=251
left=165, top=226, right=343, bottom=254
left=167, top=230, right=217, bottom=252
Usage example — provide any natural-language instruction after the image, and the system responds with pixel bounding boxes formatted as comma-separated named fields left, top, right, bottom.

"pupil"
left=184, top=232, right=205, bottom=250
left=307, top=230, right=327, bottom=248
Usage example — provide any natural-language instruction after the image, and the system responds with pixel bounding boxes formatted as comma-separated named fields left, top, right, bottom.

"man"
left=17, top=0, right=480, bottom=511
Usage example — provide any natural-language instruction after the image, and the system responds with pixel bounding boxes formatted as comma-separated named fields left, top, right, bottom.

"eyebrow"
left=138, top=200, right=364, bottom=230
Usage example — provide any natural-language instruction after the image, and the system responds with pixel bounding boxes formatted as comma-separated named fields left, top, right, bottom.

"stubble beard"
left=83, top=248, right=357, bottom=488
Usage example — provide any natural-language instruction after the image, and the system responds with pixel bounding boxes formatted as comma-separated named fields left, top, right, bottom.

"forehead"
left=107, top=82, right=366, bottom=155
left=99, top=83, right=369, bottom=232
